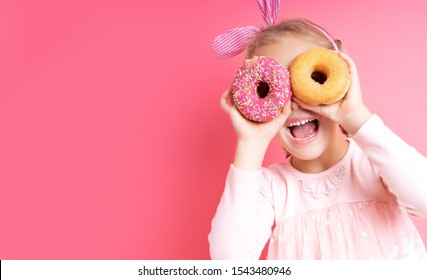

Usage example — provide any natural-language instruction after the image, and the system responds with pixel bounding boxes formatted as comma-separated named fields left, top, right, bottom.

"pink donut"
left=231, top=56, right=292, bottom=122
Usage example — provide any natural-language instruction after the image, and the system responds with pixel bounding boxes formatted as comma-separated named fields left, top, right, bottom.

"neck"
left=291, top=137, right=349, bottom=174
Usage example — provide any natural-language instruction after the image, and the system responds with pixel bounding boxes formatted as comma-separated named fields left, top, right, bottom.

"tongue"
left=290, top=122, right=317, bottom=138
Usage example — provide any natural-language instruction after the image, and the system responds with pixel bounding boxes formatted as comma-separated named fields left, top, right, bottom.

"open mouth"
left=287, top=119, right=319, bottom=141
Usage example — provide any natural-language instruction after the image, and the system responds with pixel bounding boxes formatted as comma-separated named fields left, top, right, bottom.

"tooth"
left=288, top=119, right=317, bottom=128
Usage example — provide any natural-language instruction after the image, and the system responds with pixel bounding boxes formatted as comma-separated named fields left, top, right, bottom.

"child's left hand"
left=293, top=51, right=372, bottom=136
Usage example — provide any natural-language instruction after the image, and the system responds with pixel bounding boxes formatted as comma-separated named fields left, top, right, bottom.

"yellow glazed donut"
left=289, top=48, right=350, bottom=105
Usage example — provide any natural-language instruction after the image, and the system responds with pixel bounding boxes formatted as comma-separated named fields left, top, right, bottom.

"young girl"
left=208, top=17, right=427, bottom=259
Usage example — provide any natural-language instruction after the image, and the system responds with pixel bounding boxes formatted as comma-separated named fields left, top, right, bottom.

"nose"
left=290, top=100, right=300, bottom=110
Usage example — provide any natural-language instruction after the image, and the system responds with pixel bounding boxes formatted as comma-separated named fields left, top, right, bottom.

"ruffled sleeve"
left=352, top=115, right=427, bottom=217
left=208, top=165, right=276, bottom=259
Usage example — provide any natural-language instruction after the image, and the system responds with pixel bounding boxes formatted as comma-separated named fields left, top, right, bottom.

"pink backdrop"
left=1, top=0, right=426, bottom=259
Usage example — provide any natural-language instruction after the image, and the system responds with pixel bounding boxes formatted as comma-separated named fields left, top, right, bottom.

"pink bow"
left=211, top=0, right=281, bottom=59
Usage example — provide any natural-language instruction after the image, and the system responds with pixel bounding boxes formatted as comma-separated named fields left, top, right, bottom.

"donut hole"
left=256, top=81, right=270, bottom=98
left=311, top=71, right=328, bottom=85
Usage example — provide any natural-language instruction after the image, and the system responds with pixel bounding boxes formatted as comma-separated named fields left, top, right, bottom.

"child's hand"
left=221, top=89, right=291, bottom=143
left=293, top=52, right=372, bottom=135
left=220, top=89, right=291, bottom=170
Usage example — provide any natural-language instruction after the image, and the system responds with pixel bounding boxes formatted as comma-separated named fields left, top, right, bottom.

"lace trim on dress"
left=300, top=166, right=345, bottom=199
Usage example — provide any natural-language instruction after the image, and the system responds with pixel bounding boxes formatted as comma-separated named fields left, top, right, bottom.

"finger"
left=274, top=101, right=292, bottom=125
left=337, top=52, right=356, bottom=71
left=337, top=52, right=360, bottom=85
left=337, top=52, right=362, bottom=98
left=291, top=97, right=323, bottom=114
left=220, top=90, right=233, bottom=113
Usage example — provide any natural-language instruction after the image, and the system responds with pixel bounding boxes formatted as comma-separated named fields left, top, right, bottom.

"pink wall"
left=1, top=0, right=426, bottom=259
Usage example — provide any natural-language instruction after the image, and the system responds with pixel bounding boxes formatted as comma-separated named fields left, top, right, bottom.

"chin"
left=279, top=114, right=339, bottom=162
left=287, top=145, right=326, bottom=161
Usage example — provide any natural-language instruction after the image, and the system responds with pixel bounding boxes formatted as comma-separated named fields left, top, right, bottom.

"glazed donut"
left=231, top=56, right=292, bottom=122
left=289, top=48, right=350, bottom=105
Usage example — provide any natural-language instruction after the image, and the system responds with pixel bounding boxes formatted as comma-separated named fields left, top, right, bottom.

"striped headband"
left=306, top=22, right=339, bottom=51
left=211, top=0, right=339, bottom=59
left=211, top=0, right=281, bottom=59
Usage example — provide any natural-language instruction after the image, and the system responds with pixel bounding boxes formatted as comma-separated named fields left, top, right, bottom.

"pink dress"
left=209, top=115, right=427, bottom=259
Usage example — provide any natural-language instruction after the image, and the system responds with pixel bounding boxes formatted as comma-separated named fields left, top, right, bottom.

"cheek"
left=275, top=127, right=289, bottom=146
left=319, top=120, right=341, bottom=136
left=275, top=129, right=301, bottom=155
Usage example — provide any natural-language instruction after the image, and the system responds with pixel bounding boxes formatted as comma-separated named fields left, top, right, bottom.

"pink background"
left=1, top=0, right=426, bottom=259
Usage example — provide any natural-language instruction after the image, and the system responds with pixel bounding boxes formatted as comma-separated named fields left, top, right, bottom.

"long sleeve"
left=352, top=115, right=427, bottom=217
left=208, top=165, right=276, bottom=259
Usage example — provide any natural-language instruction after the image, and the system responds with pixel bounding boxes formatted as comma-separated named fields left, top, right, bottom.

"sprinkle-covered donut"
left=289, top=48, right=350, bottom=105
left=231, top=56, right=292, bottom=122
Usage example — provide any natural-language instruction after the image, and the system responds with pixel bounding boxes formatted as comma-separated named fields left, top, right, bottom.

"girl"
left=208, top=17, right=427, bottom=259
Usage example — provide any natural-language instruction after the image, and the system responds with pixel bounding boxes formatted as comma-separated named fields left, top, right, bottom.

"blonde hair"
left=246, top=18, right=343, bottom=58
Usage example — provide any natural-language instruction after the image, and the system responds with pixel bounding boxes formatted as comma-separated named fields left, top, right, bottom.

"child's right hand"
left=291, top=52, right=372, bottom=136
left=220, top=89, right=291, bottom=170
